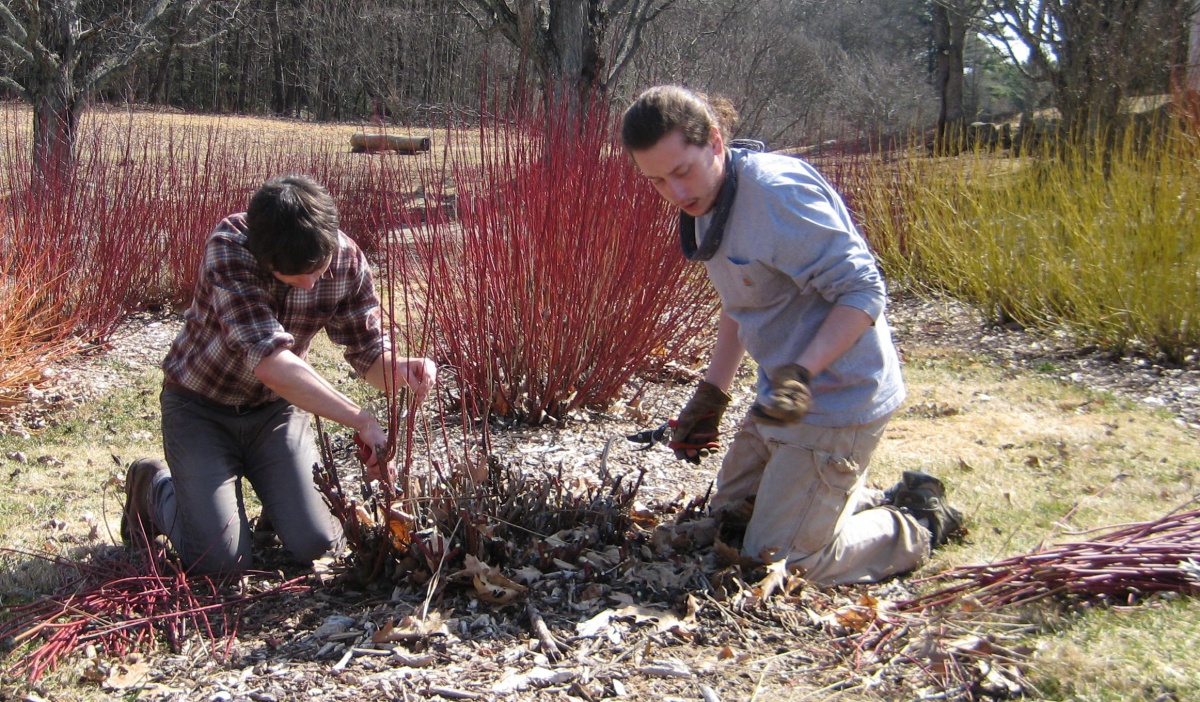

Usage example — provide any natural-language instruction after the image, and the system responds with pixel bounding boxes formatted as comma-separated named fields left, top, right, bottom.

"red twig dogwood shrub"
left=0, top=105, right=400, bottom=334
left=406, top=102, right=718, bottom=424
left=0, top=546, right=307, bottom=683
left=1, top=122, right=158, bottom=340
left=0, top=229, right=80, bottom=411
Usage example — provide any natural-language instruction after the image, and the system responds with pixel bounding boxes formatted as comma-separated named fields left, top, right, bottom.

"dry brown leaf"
left=451, top=554, right=528, bottom=605
left=373, top=611, right=449, bottom=643
left=833, top=604, right=875, bottom=632
left=575, top=609, right=616, bottom=638
left=512, top=565, right=544, bottom=585
left=580, top=545, right=622, bottom=569
left=608, top=591, right=635, bottom=605
left=386, top=506, right=413, bottom=551
left=579, top=582, right=606, bottom=601
left=102, top=660, right=152, bottom=690
left=749, top=558, right=794, bottom=602
left=626, top=561, right=693, bottom=589
left=613, top=603, right=693, bottom=637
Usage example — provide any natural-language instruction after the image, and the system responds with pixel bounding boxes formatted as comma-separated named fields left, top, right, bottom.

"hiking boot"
left=885, top=470, right=965, bottom=547
left=120, top=458, right=166, bottom=547
left=253, top=511, right=280, bottom=548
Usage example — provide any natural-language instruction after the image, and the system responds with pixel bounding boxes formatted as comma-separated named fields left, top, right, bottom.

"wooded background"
left=2, top=0, right=1195, bottom=161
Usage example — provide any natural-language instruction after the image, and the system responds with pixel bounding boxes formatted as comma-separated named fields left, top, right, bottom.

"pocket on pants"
left=815, top=451, right=860, bottom=496
left=749, top=441, right=860, bottom=561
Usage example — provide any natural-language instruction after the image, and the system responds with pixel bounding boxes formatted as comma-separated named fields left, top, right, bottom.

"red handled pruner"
left=352, top=433, right=380, bottom=467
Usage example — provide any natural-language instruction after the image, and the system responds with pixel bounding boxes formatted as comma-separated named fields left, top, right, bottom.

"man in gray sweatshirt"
left=621, top=85, right=963, bottom=585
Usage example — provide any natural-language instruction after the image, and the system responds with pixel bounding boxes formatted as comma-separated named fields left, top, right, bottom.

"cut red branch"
left=903, top=508, right=1200, bottom=612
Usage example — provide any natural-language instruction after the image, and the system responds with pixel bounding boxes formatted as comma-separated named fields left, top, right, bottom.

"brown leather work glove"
left=750, top=364, right=813, bottom=424
left=668, top=380, right=733, bottom=464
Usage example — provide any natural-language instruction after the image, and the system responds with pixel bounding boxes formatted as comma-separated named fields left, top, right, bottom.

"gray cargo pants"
left=149, top=386, right=344, bottom=574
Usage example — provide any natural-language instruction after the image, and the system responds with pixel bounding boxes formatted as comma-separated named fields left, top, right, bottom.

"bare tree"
left=932, top=0, right=985, bottom=152
left=987, top=0, right=1191, bottom=141
left=0, top=0, right=232, bottom=181
left=456, top=0, right=675, bottom=112
left=625, top=0, right=933, bottom=146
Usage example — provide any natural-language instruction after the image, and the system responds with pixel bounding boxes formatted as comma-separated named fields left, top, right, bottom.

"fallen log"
left=350, top=133, right=431, bottom=154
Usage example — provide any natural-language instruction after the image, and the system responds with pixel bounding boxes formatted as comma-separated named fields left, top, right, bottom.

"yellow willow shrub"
left=858, top=123, right=1200, bottom=360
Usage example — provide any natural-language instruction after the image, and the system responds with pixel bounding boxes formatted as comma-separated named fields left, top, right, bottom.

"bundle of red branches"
left=903, top=508, right=1200, bottom=612
left=0, top=547, right=308, bottom=682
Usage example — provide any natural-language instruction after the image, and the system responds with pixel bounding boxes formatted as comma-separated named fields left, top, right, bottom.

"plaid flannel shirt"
left=162, top=213, right=388, bottom=407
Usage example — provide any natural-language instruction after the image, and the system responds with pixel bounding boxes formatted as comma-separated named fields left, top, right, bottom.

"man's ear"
left=709, top=126, right=725, bottom=155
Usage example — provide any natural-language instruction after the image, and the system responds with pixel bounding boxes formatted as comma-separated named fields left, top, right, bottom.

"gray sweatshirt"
left=698, top=148, right=905, bottom=426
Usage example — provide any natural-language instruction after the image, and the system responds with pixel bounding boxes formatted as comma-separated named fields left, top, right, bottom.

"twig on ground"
left=527, top=600, right=569, bottom=660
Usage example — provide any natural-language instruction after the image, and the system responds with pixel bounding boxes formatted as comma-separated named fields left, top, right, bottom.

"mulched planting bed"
left=2, top=293, right=1198, bottom=700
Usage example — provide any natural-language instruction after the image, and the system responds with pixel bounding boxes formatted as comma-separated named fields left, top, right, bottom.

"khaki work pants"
left=709, top=411, right=929, bottom=585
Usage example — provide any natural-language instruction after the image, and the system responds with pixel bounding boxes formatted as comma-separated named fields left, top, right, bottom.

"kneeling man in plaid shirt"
left=122, top=175, right=436, bottom=574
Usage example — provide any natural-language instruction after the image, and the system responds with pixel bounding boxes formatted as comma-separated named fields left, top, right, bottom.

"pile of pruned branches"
left=0, top=546, right=306, bottom=683
left=312, top=425, right=647, bottom=597
left=904, top=507, right=1200, bottom=611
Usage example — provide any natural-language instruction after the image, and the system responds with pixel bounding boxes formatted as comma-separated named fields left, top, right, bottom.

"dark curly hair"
left=245, top=175, right=339, bottom=275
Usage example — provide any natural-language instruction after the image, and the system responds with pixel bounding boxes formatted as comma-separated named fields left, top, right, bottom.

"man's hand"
left=668, top=380, right=733, bottom=464
left=395, top=357, right=437, bottom=405
left=353, top=418, right=395, bottom=482
left=751, top=364, right=812, bottom=424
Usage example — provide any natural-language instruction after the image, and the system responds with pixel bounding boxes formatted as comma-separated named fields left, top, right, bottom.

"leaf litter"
left=2, top=294, right=1199, bottom=700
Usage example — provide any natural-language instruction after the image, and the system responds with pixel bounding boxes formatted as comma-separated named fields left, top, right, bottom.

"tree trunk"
left=1052, top=0, right=1138, bottom=142
left=31, top=80, right=82, bottom=186
left=1189, top=0, right=1200, bottom=93
left=932, top=3, right=967, bottom=153
left=544, top=0, right=605, bottom=116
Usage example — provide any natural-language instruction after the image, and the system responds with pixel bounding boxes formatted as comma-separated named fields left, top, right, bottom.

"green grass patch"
left=1029, top=596, right=1200, bottom=701
left=876, top=338, right=1200, bottom=699
left=0, top=367, right=160, bottom=601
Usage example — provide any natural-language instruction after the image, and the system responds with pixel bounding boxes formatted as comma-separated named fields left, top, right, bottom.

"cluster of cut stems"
left=0, top=547, right=307, bottom=682
left=903, top=509, right=1200, bottom=612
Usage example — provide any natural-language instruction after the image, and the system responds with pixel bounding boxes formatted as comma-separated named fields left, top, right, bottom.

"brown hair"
left=245, top=175, right=340, bottom=275
left=620, top=85, right=739, bottom=151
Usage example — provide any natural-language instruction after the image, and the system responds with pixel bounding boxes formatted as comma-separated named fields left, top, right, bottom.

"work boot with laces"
left=884, top=470, right=965, bottom=548
left=121, top=458, right=167, bottom=548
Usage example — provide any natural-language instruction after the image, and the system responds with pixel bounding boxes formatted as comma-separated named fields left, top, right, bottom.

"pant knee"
left=282, top=523, right=343, bottom=564
left=188, top=543, right=253, bottom=575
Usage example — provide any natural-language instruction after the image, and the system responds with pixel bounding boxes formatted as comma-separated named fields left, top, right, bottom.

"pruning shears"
left=626, top=420, right=675, bottom=450
left=352, top=432, right=379, bottom=466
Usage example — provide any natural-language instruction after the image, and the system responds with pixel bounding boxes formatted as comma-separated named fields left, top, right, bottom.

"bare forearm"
left=362, top=353, right=394, bottom=393
left=704, top=309, right=745, bottom=392
left=795, top=304, right=874, bottom=375
left=254, top=349, right=373, bottom=432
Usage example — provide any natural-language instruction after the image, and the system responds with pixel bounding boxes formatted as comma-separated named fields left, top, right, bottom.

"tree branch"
left=607, top=0, right=675, bottom=87
left=85, top=0, right=220, bottom=92
left=0, top=73, right=28, bottom=100
left=0, top=32, right=35, bottom=65
left=0, top=1, right=29, bottom=43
